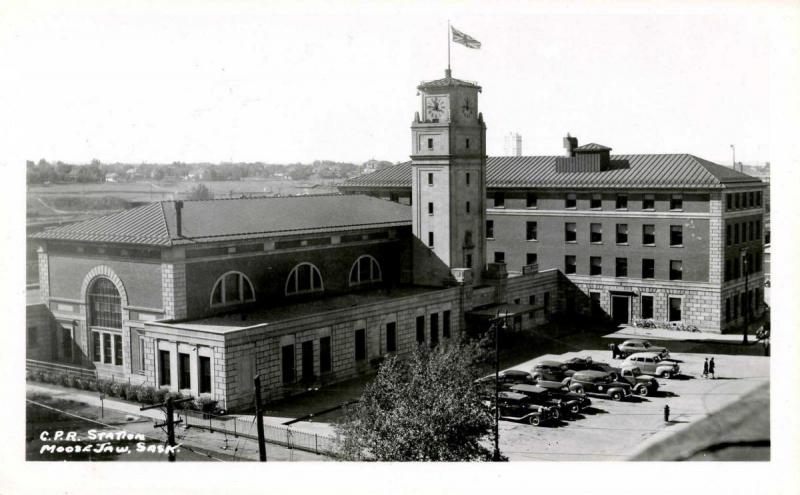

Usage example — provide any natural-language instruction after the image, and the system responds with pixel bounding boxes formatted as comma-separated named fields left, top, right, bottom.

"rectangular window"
left=92, top=331, right=101, bottom=362
left=565, top=255, right=576, bottom=274
left=355, top=328, right=366, bottom=362
left=103, top=333, right=112, bottom=364
left=526, top=193, right=537, bottom=208
left=733, top=257, right=741, bottom=279
left=494, top=192, right=505, bottom=208
left=590, top=256, right=602, bottom=276
left=725, top=259, right=731, bottom=281
left=486, top=220, right=494, bottom=239
left=430, top=313, right=439, bottom=347
left=734, top=224, right=740, bottom=244
left=670, top=260, right=683, bottom=280
left=526, top=221, right=537, bottom=241
left=466, top=172, right=470, bottom=185
left=427, top=138, right=433, bottom=150
left=320, top=336, right=332, bottom=372
left=114, top=334, right=123, bottom=366
left=544, top=292, right=551, bottom=313
left=670, top=225, right=683, bottom=246
left=443, top=311, right=451, bottom=339
left=466, top=201, right=470, bottom=213
left=670, top=194, right=683, bottom=210
left=735, top=193, right=741, bottom=209
left=494, top=251, right=505, bottom=263
left=416, top=316, right=425, bottom=344
left=643, top=194, right=655, bottom=210
left=465, top=138, right=470, bottom=149
left=727, top=194, right=733, bottom=210
left=427, top=172, right=433, bottom=185
left=590, top=292, right=602, bottom=316
left=756, top=191, right=762, bottom=206
left=749, top=192, right=755, bottom=208
left=726, top=225, right=732, bottom=246
left=616, top=223, right=628, bottom=244
left=302, top=340, right=314, bottom=381
left=616, top=194, right=628, bottom=209
left=642, top=224, right=655, bottom=245
left=725, top=298, right=731, bottom=322
left=590, top=223, right=602, bottom=243
left=428, top=232, right=434, bottom=247
left=139, top=336, right=146, bottom=372
left=590, top=194, right=602, bottom=209
left=755, top=288, right=761, bottom=311
left=199, top=356, right=211, bottom=393
left=668, top=297, right=682, bottom=321
left=159, top=350, right=171, bottom=386
left=281, top=344, right=295, bottom=384
left=526, top=253, right=538, bottom=266
left=616, top=257, right=628, bottom=277
left=565, top=222, right=577, bottom=243
left=428, top=202, right=434, bottom=215
left=733, top=296, right=739, bottom=319
left=466, top=253, right=473, bottom=268
left=755, top=252, right=762, bottom=272
left=61, top=326, right=73, bottom=362
left=756, top=220, right=761, bottom=240
left=641, top=295, right=654, bottom=319
left=179, top=352, right=191, bottom=389
left=748, top=221, right=754, bottom=241
left=386, top=322, right=397, bottom=352
left=642, top=259, right=655, bottom=279
left=565, top=193, right=576, bottom=209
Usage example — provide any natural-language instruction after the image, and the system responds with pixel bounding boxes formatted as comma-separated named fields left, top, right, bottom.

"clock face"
left=425, top=96, right=449, bottom=122
left=461, top=96, right=474, bottom=118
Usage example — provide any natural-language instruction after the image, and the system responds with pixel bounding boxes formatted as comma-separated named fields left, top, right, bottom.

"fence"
left=180, top=409, right=341, bottom=458
left=26, top=359, right=97, bottom=380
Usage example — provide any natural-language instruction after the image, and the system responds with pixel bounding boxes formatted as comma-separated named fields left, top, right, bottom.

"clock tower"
left=410, top=69, right=486, bottom=286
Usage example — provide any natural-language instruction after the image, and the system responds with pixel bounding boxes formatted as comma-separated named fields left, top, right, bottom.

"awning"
left=467, top=303, right=539, bottom=320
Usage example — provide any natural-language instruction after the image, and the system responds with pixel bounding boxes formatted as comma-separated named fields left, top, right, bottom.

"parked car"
left=536, top=380, right=593, bottom=411
left=616, top=365, right=660, bottom=395
left=498, top=369, right=536, bottom=386
left=622, top=352, right=680, bottom=379
left=531, top=361, right=571, bottom=383
left=563, top=370, right=632, bottom=401
left=492, top=391, right=554, bottom=426
left=562, top=357, right=620, bottom=380
left=509, top=384, right=575, bottom=418
left=617, top=339, right=670, bottom=358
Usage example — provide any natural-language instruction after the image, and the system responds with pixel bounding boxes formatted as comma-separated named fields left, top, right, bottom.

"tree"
left=336, top=340, right=494, bottom=461
left=187, top=183, right=212, bottom=200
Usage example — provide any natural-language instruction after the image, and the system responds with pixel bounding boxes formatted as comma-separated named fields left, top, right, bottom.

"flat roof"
left=157, top=285, right=446, bottom=334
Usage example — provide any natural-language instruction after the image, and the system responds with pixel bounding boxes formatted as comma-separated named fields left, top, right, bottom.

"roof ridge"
left=160, top=192, right=345, bottom=204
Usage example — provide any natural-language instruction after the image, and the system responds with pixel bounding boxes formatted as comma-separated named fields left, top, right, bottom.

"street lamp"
left=490, top=310, right=509, bottom=462
left=741, top=249, right=749, bottom=344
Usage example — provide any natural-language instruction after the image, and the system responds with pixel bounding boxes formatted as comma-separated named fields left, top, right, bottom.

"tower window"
left=526, top=221, right=537, bottom=241
left=466, top=172, right=470, bottom=185
left=428, top=202, right=434, bottom=215
left=670, top=260, right=683, bottom=280
left=428, top=232, right=434, bottom=247
left=670, top=225, right=683, bottom=246
left=427, top=138, right=434, bottom=150
left=486, top=220, right=494, bottom=239
left=565, top=255, right=576, bottom=274
left=427, top=173, right=434, bottom=185
left=465, top=138, right=470, bottom=149
left=565, top=223, right=577, bottom=243
left=590, top=257, right=602, bottom=276
left=616, top=257, right=628, bottom=277
left=466, top=201, right=470, bottom=213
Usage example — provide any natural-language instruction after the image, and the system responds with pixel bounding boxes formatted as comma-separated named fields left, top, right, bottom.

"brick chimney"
left=175, top=200, right=183, bottom=237
left=563, top=134, right=578, bottom=157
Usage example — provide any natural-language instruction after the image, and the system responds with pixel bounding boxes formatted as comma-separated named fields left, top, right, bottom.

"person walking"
left=702, top=358, right=709, bottom=378
left=709, top=357, right=716, bottom=379
left=664, top=404, right=670, bottom=423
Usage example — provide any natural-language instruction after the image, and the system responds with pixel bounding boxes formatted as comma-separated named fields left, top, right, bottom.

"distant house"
left=105, top=172, right=119, bottom=183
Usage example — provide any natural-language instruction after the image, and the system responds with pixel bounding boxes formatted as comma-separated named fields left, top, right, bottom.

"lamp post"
left=741, top=249, right=749, bottom=344
left=491, top=310, right=509, bottom=462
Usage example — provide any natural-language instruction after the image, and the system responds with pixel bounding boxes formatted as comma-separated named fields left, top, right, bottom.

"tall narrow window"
left=725, top=260, right=731, bottom=281
left=466, top=201, right=470, bottom=213
left=748, top=192, right=754, bottom=208
left=643, top=225, right=655, bottom=245
left=616, top=258, right=628, bottom=277
left=734, top=224, right=740, bottom=244
left=416, top=316, right=425, bottom=344
left=386, top=323, right=397, bottom=353
left=725, top=298, right=731, bottom=322
left=159, top=350, right=171, bottom=386
left=92, top=331, right=101, bottom=362
left=526, top=221, right=537, bottom=241
left=726, top=194, right=733, bottom=210
left=526, top=193, right=537, bottom=208
left=428, top=232, right=434, bottom=247
left=465, top=172, right=470, bottom=185
left=199, top=356, right=211, bottom=393
left=756, top=191, right=762, bottom=206
left=286, top=263, right=323, bottom=295
left=443, top=311, right=451, bottom=339
left=565, top=223, right=577, bottom=243
left=590, top=223, right=602, bottom=243
left=179, top=352, right=191, bottom=389
left=590, top=256, right=602, bottom=276
left=641, top=295, right=654, bottom=319
left=616, top=224, right=628, bottom=244
left=494, top=192, right=505, bottom=208
left=590, top=194, right=602, bottom=209
left=428, top=202, right=434, bottom=215
left=302, top=341, right=314, bottom=381
left=355, top=329, right=366, bottom=361
left=565, top=193, right=577, bottom=209
left=668, top=297, right=682, bottom=321
left=616, top=194, right=628, bottom=209
left=565, top=255, right=576, bottom=274
left=670, top=194, right=683, bottom=210
left=103, top=333, right=112, bottom=364
left=642, top=259, right=655, bottom=279
left=670, top=260, right=683, bottom=280
left=430, top=313, right=439, bottom=347
left=320, top=336, right=332, bottom=373
left=427, top=138, right=433, bottom=150
left=114, top=334, right=123, bottom=366
left=465, top=138, right=470, bottom=149
left=281, top=344, right=295, bottom=384
left=670, top=225, right=683, bottom=246
left=427, top=172, right=433, bottom=185
left=486, top=220, right=494, bottom=238
left=643, top=194, right=655, bottom=210
left=726, top=225, right=732, bottom=246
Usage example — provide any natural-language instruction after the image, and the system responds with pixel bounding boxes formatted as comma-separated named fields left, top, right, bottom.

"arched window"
left=285, top=263, right=323, bottom=296
left=210, top=271, right=256, bottom=307
left=349, top=255, right=382, bottom=286
left=87, top=277, right=122, bottom=329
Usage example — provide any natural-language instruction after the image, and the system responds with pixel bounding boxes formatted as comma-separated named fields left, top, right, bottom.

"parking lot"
left=496, top=349, right=770, bottom=461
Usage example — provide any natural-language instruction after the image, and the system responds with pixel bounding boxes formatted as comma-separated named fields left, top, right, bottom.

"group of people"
left=702, top=357, right=716, bottom=379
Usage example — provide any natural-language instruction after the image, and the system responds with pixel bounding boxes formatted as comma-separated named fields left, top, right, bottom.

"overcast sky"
left=1, top=1, right=794, bottom=166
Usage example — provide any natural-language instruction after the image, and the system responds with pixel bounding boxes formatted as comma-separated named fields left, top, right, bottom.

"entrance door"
left=611, top=295, right=630, bottom=325
left=301, top=341, right=314, bottom=382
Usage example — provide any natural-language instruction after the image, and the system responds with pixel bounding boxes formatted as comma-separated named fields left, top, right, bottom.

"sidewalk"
left=604, top=325, right=750, bottom=343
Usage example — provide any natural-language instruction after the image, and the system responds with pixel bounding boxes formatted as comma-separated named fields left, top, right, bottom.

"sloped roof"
left=575, top=143, right=612, bottom=151
left=341, top=154, right=763, bottom=190
left=418, top=73, right=481, bottom=91
left=32, top=194, right=411, bottom=247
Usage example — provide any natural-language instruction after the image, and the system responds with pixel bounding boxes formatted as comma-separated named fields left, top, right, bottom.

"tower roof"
left=418, top=69, right=482, bottom=92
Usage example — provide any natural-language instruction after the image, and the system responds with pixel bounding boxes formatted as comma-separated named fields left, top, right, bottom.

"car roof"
left=536, top=360, right=565, bottom=367
left=622, top=339, right=646, bottom=345
left=625, top=352, right=660, bottom=358
left=509, top=384, right=546, bottom=393
left=572, top=370, right=610, bottom=378
left=502, top=369, right=531, bottom=376
left=498, top=391, right=528, bottom=400
left=536, top=380, right=568, bottom=389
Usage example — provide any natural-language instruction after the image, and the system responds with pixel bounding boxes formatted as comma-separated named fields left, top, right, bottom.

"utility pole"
left=141, top=396, right=193, bottom=462
left=254, top=374, right=267, bottom=462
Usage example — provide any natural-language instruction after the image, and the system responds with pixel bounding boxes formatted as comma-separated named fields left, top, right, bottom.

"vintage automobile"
left=491, top=391, right=554, bottom=426
left=508, top=384, right=575, bottom=418
left=622, top=352, right=680, bottom=379
left=531, top=360, right=571, bottom=383
left=616, top=365, right=660, bottom=395
left=536, top=380, right=593, bottom=411
left=563, top=370, right=632, bottom=401
left=475, top=369, right=536, bottom=395
left=617, top=339, right=670, bottom=359
left=562, top=357, right=620, bottom=380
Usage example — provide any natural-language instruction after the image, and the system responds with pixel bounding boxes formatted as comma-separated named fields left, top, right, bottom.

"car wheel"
left=610, top=391, right=622, bottom=401
left=570, top=404, right=580, bottom=415
left=551, top=409, right=560, bottom=420
left=637, top=385, right=649, bottom=396
left=660, top=371, right=672, bottom=379
left=529, top=415, right=540, bottom=426
left=572, top=385, right=585, bottom=395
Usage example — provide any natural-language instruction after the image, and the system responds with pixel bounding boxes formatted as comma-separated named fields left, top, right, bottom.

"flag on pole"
left=451, top=26, right=481, bottom=49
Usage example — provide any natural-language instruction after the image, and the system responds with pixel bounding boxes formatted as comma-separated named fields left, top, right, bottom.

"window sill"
left=487, top=237, right=495, bottom=241
left=565, top=206, right=577, bottom=210
left=616, top=208, right=628, bottom=211
left=526, top=239, right=538, bottom=242
left=643, top=208, right=655, bottom=212
left=643, top=244, right=656, bottom=247
left=670, top=245, right=684, bottom=248
left=591, top=241, right=603, bottom=245
left=566, top=240, right=577, bottom=244
left=617, top=242, right=629, bottom=246
left=526, top=206, right=538, bottom=209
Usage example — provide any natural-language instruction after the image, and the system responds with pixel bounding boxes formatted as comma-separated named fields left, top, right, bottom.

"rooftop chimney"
left=563, top=133, right=578, bottom=157
left=175, top=200, right=183, bottom=237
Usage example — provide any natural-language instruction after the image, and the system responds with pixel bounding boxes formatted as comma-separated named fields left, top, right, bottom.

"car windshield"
left=630, top=368, right=641, bottom=376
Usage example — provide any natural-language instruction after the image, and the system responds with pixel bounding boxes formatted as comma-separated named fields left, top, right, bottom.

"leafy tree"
left=187, top=183, right=212, bottom=200
left=336, top=340, right=494, bottom=461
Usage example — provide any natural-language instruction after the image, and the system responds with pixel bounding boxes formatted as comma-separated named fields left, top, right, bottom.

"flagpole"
left=447, top=20, right=451, bottom=74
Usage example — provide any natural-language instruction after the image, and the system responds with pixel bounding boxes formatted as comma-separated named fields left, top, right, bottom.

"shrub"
left=196, top=397, right=218, bottom=413
left=109, top=382, right=124, bottom=398
left=153, top=388, right=169, bottom=404
left=120, top=383, right=136, bottom=400
left=86, top=379, right=99, bottom=392
left=96, top=379, right=114, bottom=395
left=74, top=378, right=87, bottom=390
left=136, top=386, right=156, bottom=404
